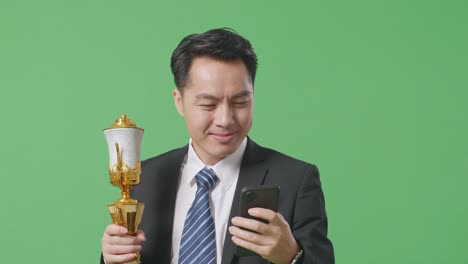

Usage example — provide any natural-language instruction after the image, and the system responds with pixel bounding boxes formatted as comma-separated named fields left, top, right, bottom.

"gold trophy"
left=104, top=114, right=144, bottom=264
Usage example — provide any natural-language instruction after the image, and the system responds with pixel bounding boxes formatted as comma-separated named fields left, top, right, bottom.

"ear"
left=173, top=88, right=184, bottom=117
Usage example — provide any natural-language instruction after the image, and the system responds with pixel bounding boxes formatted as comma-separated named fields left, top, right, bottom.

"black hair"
left=170, top=28, right=258, bottom=90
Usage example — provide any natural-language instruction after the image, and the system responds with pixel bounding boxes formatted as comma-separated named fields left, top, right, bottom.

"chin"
left=210, top=145, right=238, bottom=158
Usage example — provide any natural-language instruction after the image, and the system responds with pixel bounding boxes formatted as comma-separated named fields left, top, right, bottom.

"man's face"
left=173, top=57, right=254, bottom=165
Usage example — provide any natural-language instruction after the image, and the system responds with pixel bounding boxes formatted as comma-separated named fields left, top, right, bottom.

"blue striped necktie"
left=178, top=167, right=219, bottom=264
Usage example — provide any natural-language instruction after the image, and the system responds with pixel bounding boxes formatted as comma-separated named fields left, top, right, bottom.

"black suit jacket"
left=102, top=138, right=334, bottom=264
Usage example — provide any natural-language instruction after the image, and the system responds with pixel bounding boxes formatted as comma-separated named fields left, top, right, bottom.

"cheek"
left=240, top=108, right=253, bottom=122
left=186, top=111, right=213, bottom=133
left=237, top=109, right=253, bottom=128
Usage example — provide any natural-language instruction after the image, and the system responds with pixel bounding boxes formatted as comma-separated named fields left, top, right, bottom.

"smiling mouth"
left=210, top=132, right=237, bottom=143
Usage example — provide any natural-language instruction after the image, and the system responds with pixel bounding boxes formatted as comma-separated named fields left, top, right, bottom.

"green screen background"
left=1, top=0, right=467, bottom=263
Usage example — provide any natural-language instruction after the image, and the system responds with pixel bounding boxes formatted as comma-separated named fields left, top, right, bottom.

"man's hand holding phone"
left=229, top=208, right=300, bottom=264
left=229, top=186, right=300, bottom=264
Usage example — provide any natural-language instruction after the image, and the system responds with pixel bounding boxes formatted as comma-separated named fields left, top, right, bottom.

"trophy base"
left=108, top=202, right=144, bottom=235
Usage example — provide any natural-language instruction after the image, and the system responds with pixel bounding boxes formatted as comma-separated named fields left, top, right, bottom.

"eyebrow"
left=232, top=90, right=252, bottom=99
left=195, top=90, right=252, bottom=101
left=195, top=93, right=219, bottom=101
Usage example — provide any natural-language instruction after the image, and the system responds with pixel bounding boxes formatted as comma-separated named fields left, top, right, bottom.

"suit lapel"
left=160, top=145, right=188, bottom=251
left=141, top=145, right=188, bottom=263
left=221, top=138, right=268, bottom=264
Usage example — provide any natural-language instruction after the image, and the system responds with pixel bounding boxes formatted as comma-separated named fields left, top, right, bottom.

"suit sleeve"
left=292, top=165, right=335, bottom=264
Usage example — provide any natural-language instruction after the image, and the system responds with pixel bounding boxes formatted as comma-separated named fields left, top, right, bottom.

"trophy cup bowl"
left=104, top=114, right=144, bottom=264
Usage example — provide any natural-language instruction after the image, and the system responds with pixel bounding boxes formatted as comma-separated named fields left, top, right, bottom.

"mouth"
left=210, top=132, right=237, bottom=143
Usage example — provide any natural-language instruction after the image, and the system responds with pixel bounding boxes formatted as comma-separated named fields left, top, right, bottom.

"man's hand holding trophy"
left=102, top=115, right=145, bottom=264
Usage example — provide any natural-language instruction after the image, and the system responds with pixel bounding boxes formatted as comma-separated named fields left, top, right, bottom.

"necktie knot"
left=195, top=167, right=219, bottom=190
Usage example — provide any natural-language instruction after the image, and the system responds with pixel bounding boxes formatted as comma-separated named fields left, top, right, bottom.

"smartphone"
left=237, top=185, right=280, bottom=257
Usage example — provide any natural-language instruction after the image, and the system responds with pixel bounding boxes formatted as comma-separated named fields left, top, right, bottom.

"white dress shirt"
left=171, top=137, right=247, bottom=264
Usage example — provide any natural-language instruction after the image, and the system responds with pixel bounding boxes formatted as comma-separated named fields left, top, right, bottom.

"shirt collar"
left=185, top=137, right=247, bottom=191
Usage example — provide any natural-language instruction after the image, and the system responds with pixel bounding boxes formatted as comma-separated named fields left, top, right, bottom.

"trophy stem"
left=121, top=185, right=131, bottom=201
left=116, top=184, right=137, bottom=204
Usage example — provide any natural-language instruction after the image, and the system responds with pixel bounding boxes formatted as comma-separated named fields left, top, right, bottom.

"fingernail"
left=248, top=208, right=256, bottom=214
left=121, top=227, right=128, bottom=234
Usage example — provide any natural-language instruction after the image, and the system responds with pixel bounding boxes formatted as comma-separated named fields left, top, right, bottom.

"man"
left=101, top=28, right=334, bottom=264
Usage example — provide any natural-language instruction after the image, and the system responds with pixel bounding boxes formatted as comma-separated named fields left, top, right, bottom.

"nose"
left=213, top=103, right=235, bottom=128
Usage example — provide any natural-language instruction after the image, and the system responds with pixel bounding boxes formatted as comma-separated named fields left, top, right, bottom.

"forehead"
left=184, top=57, right=253, bottom=97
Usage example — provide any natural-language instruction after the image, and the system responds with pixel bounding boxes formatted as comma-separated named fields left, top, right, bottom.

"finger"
left=136, top=230, right=146, bottom=242
left=231, top=216, right=269, bottom=234
left=105, top=224, right=128, bottom=236
left=106, top=235, right=142, bottom=246
left=104, top=253, right=137, bottom=264
left=248, top=208, right=278, bottom=222
left=102, top=244, right=141, bottom=255
left=228, top=226, right=266, bottom=245
left=231, top=235, right=267, bottom=256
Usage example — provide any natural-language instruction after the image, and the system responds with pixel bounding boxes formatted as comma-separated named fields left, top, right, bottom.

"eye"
left=233, top=101, right=249, bottom=107
left=199, top=104, right=216, bottom=110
